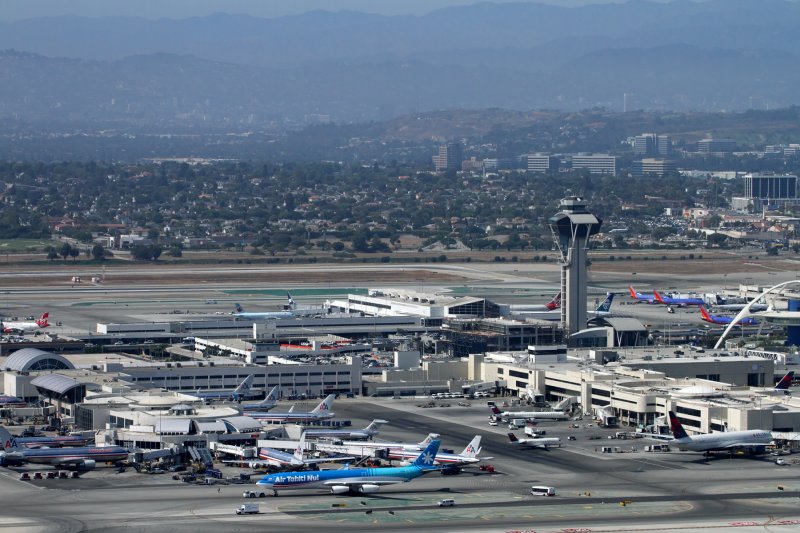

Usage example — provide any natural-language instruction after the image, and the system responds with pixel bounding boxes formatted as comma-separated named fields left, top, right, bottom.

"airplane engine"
left=330, top=486, right=350, bottom=494
left=78, top=459, right=96, bottom=471
left=358, top=484, right=380, bottom=494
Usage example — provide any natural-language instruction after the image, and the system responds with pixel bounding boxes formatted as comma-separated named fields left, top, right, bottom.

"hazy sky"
left=1, top=0, right=660, bottom=20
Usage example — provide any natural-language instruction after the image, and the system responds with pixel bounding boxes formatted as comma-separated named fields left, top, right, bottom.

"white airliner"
left=2, top=313, right=50, bottom=334
left=490, top=406, right=570, bottom=420
left=191, top=374, right=257, bottom=401
left=301, top=419, right=388, bottom=440
left=387, top=436, right=489, bottom=465
left=247, top=394, right=335, bottom=423
left=313, top=433, right=440, bottom=457
left=667, top=411, right=772, bottom=453
left=241, top=385, right=280, bottom=412
left=507, top=432, right=561, bottom=449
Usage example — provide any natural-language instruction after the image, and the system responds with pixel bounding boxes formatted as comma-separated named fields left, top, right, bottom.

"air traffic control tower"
left=549, top=197, right=602, bottom=336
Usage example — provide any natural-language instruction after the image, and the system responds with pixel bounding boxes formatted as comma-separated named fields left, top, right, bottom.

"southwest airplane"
left=192, top=374, right=257, bottom=401
left=241, top=385, right=280, bottom=412
left=247, top=394, right=335, bottom=423
left=699, top=307, right=759, bottom=326
left=507, top=432, right=561, bottom=449
left=1, top=313, right=50, bottom=334
left=232, top=293, right=296, bottom=319
left=629, top=286, right=657, bottom=303
left=667, top=411, right=772, bottom=453
left=386, top=436, right=487, bottom=465
left=653, top=290, right=705, bottom=307
left=490, top=405, right=570, bottom=420
left=302, top=419, right=388, bottom=440
left=0, top=437, right=128, bottom=470
left=256, top=438, right=441, bottom=495
left=0, top=427, right=89, bottom=449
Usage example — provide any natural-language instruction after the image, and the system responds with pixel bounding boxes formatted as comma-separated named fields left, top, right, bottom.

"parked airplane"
left=490, top=406, right=570, bottom=420
left=508, top=292, right=561, bottom=313
left=0, top=438, right=128, bottom=470
left=192, top=375, right=257, bottom=401
left=241, top=385, right=280, bottom=412
left=251, top=433, right=354, bottom=469
left=233, top=293, right=296, bottom=319
left=507, top=432, right=561, bottom=449
left=628, top=286, right=657, bottom=303
left=0, top=427, right=89, bottom=449
left=256, top=438, right=441, bottom=495
left=699, top=307, right=759, bottom=326
left=247, top=394, right=335, bottom=423
left=667, top=411, right=772, bottom=453
left=653, top=290, right=705, bottom=307
left=771, top=371, right=795, bottom=393
left=387, top=436, right=487, bottom=465
left=314, top=433, right=440, bottom=457
left=1, top=313, right=50, bottom=334
left=590, top=292, right=615, bottom=316
left=302, top=419, right=388, bottom=441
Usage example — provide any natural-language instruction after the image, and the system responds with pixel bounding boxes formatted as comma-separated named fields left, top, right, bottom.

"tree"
left=59, top=242, right=72, bottom=261
left=69, top=247, right=80, bottom=261
left=46, top=247, right=58, bottom=261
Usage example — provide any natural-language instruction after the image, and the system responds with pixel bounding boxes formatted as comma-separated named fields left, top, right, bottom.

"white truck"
left=236, top=503, right=259, bottom=515
left=508, top=418, right=527, bottom=429
left=524, top=426, right=546, bottom=437
left=242, top=489, right=268, bottom=498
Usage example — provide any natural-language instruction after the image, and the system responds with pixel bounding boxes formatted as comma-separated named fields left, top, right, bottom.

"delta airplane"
left=765, top=371, right=795, bottom=395
left=256, top=438, right=441, bottom=495
left=241, top=385, right=280, bottom=412
left=386, top=436, right=489, bottom=465
left=248, top=394, right=335, bottom=423
left=192, top=374, right=257, bottom=401
left=667, top=411, right=772, bottom=453
left=0, top=427, right=89, bottom=449
left=629, top=286, right=657, bottom=303
left=302, top=419, right=388, bottom=441
left=232, top=293, right=297, bottom=319
left=507, top=432, right=561, bottom=449
left=0, top=437, right=128, bottom=470
left=699, top=307, right=759, bottom=326
left=490, top=405, right=570, bottom=421
left=1, top=313, right=50, bottom=334
left=653, top=290, right=705, bottom=307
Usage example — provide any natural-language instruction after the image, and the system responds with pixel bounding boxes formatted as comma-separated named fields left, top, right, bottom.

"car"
left=489, top=420, right=499, bottom=426
left=33, top=472, right=43, bottom=479
left=113, top=341, right=124, bottom=345
left=46, top=471, right=57, bottom=479
left=143, top=340, right=154, bottom=344
left=150, top=468, right=166, bottom=474
left=567, top=436, right=577, bottom=441
left=437, top=499, right=455, bottom=507
left=776, top=458, right=788, bottom=466
left=19, top=472, right=30, bottom=481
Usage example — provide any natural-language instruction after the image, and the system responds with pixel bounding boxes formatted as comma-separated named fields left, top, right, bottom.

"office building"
left=570, top=154, right=616, bottom=175
left=633, top=134, right=671, bottom=156
left=433, top=143, right=463, bottom=171
left=632, top=158, right=678, bottom=177
left=744, top=173, right=798, bottom=200
left=697, top=139, right=736, bottom=153
left=525, top=154, right=559, bottom=173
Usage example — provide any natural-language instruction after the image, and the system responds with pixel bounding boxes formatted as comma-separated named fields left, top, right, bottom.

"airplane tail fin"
left=653, top=290, right=667, bottom=304
left=775, top=371, right=795, bottom=391
left=545, top=292, right=561, bottom=310
left=37, top=313, right=49, bottom=327
left=293, top=432, right=306, bottom=462
left=418, top=433, right=440, bottom=446
left=0, top=427, right=17, bottom=450
left=311, top=394, right=335, bottom=414
left=265, top=385, right=279, bottom=402
left=412, top=438, right=440, bottom=468
left=461, top=436, right=481, bottom=458
left=490, top=406, right=501, bottom=415
left=363, top=419, right=387, bottom=434
left=507, top=432, right=519, bottom=443
left=595, top=292, right=614, bottom=313
left=234, top=303, right=244, bottom=313
left=628, top=286, right=639, bottom=299
left=667, top=411, right=689, bottom=440
left=287, top=292, right=295, bottom=309
left=699, top=307, right=713, bottom=322
left=233, top=375, right=254, bottom=397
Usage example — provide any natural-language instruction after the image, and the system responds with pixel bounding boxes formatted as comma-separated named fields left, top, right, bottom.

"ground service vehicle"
left=531, top=486, right=556, bottom=496
left=243, top=489, right=267, bottom=498
left=438, top=499, right=455, bottom=507
left=508, top=418, right=526, bottom=429
left=236, top=504, right=259, bottom=515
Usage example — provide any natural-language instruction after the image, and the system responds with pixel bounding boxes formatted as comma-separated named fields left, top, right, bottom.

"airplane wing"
left=302, top=455, right=356, bottom=464
left=721, top=442, right=771, bottom=449
left=322, top=478, right=402, bottom=486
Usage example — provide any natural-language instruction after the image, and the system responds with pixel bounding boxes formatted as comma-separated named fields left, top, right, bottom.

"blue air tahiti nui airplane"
left=257, top=438, right=441, bottom=495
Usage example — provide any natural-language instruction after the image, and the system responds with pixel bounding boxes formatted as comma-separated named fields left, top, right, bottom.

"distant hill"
left=1, top=1, right=800, bottom=127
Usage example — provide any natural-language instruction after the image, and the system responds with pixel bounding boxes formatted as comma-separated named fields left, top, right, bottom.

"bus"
left=530, top=486, right=556, bottom=496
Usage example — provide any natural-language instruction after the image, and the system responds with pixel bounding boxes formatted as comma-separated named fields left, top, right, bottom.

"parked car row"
left=20, top=471, right=80, bottom=480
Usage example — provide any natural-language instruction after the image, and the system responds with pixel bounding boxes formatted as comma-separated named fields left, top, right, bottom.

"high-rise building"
left=743, top=173, right=798, bottom=200
left=633, top=133, right=671, bottom=156
left=433, top=143, right=463, bottom=171
left=570, top=154, right=616, bottom=175
left=697, top=139, right=736, bottom=153
left=632, top=158, right=678, bottom=177
left=525, top=154, right=560, bottom=173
